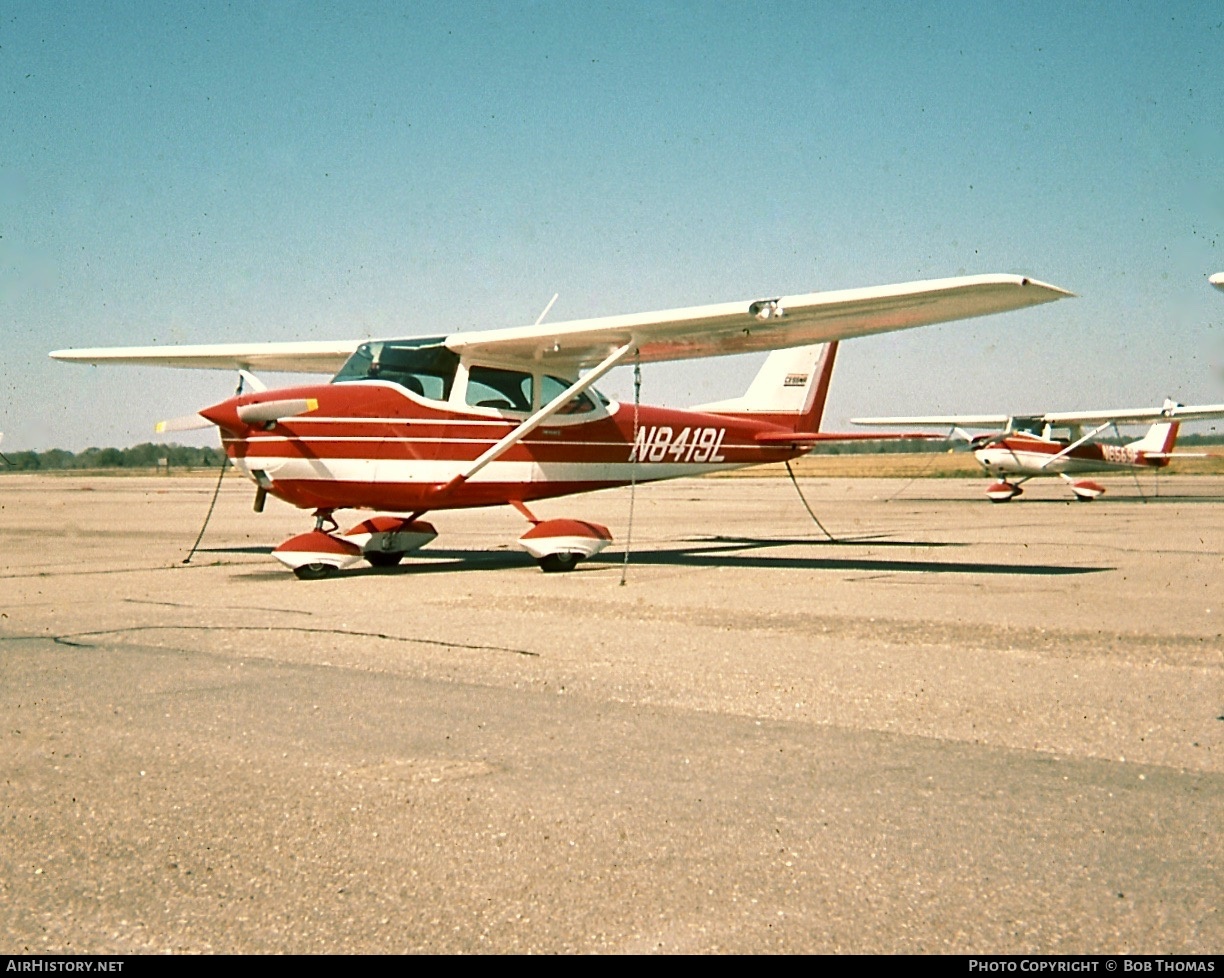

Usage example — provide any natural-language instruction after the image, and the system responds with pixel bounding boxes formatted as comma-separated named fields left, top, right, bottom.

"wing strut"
left=433, top=342, right=636, bottom=498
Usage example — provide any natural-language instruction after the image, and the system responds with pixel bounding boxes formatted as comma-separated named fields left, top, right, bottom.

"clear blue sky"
left=3, top=0, right=1222, bottom=451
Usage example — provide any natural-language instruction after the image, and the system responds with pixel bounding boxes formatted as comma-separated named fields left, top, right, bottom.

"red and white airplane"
left=853, top=399, right=1224, bottom=502
left=52, top=273, right=1069, bottom=576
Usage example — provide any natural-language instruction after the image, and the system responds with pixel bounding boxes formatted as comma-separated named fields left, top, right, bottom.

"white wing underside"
left=50, top=274, right=1070, bottom=374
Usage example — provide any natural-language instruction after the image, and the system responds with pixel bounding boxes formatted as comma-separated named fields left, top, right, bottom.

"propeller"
left=150, top=371, right=304, bottom=540
left=938, top=426, right=999, bottom=452
left=968, top=431, right=1006, bottom=451
left=153, top=370, right=311, bottom=434
left=155, top=413, right=213, bottom=433
left=236, top=397, right=318, bottom=425
left=157, top=369, right=254, bottom=434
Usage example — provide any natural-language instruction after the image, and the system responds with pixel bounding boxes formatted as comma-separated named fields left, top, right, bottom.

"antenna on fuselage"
left=534, top=293, right=560, bottom=326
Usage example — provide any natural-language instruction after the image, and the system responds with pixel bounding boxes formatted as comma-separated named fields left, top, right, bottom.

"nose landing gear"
left=985, top=481, right=1023, bottom=503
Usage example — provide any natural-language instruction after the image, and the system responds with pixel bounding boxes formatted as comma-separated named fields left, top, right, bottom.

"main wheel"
left=538, top=552, right=580, bottom=573
left=293, top=562, right=338, bottom=580
left=365, top=551, right=405, bottom=567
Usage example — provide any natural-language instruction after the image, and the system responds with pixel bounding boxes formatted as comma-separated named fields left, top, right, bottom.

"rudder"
left=1128, top=420, right=1179, bottom=458
left=694, top=342, right=838, bottom=432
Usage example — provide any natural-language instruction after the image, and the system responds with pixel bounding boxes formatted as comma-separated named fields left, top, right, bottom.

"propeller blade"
left=236, top=397, right=318, bottom=425
left=155, top=414, right=213, bottom=433
left=238, top=369, right=268, bottom=393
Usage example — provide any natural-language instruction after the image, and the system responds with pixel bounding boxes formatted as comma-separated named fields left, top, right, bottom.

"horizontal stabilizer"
left=754, top=431, right=944, bottom=444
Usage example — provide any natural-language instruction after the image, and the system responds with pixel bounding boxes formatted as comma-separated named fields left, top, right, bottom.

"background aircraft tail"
left=694, top=342, right=838, bottom=433
left=1129, top=421, right=1180, bottom=461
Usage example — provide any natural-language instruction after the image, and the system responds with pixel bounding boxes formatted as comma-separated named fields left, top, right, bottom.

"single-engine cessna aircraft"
left=853, top=399, right=1224, bottom=501
left=52, top=273, right=1069, bottom=576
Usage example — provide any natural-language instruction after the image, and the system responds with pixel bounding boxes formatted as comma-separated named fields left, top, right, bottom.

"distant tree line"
left=0, top=443, right=225, bottom=471
left=3, top=432, right=1220, bottom=468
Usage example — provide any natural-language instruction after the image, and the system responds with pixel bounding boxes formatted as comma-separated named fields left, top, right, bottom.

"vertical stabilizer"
left=1128, top=421, right=1180, bottom=458
left=694, top=342, right=838, bottom=432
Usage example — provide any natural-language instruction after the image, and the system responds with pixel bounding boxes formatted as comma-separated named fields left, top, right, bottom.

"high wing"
left=1034, top=403, right=1224, bottom=426
left=854, top=401, right=1224, bottom=429
left=48, top=340, right=363, bottom=374
left=446, top=274, right=1069, bottom=369
left=50, top=274, right=1070, bottom=374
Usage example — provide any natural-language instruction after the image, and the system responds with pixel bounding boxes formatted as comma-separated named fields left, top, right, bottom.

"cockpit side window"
left=465, top=366, right=533, bottom=413
left=540, top=375, right=598, bottom=414
left=332, top=340, right=459, bottom=401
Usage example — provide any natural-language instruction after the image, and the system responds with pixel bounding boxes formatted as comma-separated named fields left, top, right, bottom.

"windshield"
left=332, top=340, right=460, bottom=401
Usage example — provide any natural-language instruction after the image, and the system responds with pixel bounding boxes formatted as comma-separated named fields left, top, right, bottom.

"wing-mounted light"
left=749, top=298, right=785, bottom=320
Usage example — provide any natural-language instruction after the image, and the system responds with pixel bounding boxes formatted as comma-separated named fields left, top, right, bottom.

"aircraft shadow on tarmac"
left=203, top=535, right=1110, bottom=579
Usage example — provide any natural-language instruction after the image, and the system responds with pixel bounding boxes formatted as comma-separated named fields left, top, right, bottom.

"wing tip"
left=1017, top=276, right=1076, bottom=299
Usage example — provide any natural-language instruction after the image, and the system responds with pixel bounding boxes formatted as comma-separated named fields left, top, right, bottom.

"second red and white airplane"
left=853, top=400, right=1224, bottom=501
left=52, top=273, right=1069, bottom=576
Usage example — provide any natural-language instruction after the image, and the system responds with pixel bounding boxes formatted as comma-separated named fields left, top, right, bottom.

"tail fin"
left=694, top=342, right=838, bottom=432
left=1129, top=420, right=1180, bottom=459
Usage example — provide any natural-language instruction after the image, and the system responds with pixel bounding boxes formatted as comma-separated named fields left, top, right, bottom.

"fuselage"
left=974, top=433, right=1169, bottom=479
left=201, top=380, right=808, bottom=513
